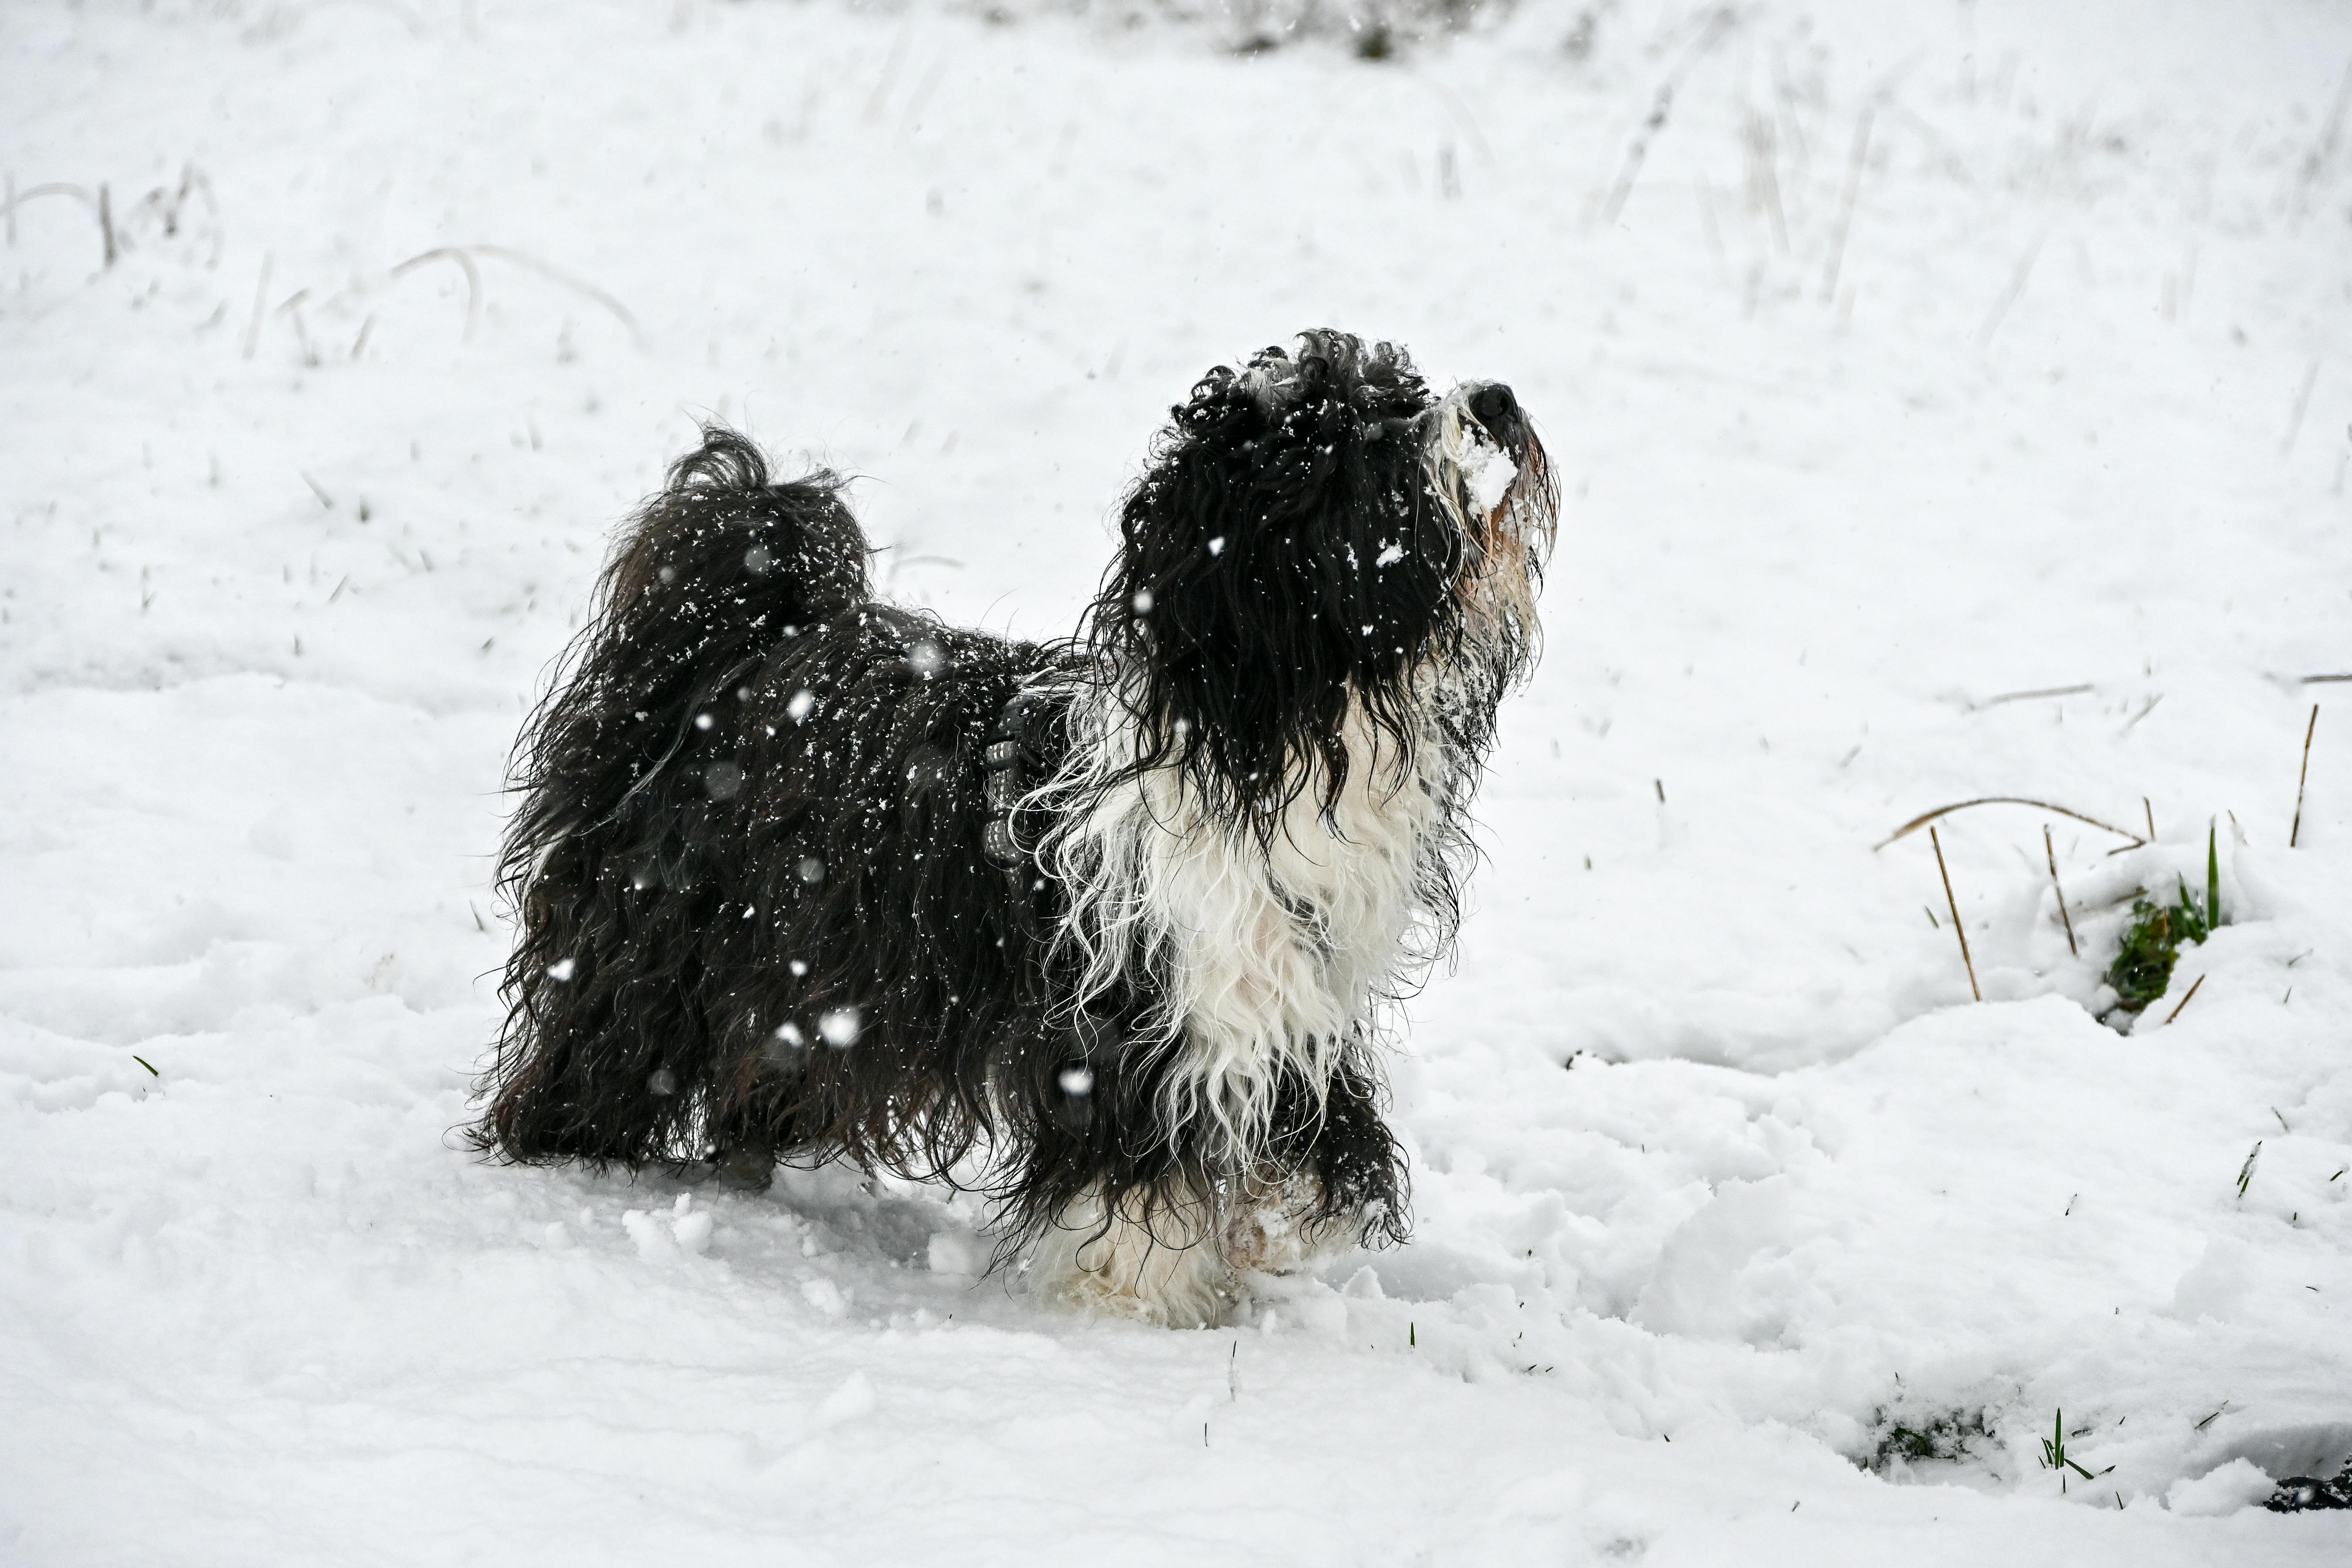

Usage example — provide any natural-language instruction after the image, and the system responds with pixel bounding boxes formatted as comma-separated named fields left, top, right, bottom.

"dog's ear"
left=1094, top=335, right=1456, bottom=826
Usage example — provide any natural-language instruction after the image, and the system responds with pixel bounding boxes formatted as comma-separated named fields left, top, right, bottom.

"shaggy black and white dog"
left=473, top=330, right=1556, bottom=1325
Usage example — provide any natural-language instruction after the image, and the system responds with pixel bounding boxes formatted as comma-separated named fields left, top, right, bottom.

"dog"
left=472, top=330, right=1556, bottom=1325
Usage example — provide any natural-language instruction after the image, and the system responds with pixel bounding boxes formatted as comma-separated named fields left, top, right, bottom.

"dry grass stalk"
left=1876, top=796, right=2143, bottom=852
left=1977, top=232, right=2045, bottom=350
left=1695, top=174, right=1725, bottom=271
left=2044, top=824, right=2078, bottom=958
left=1930, top=826, right=1980, bottom=1002
left=241, top=253, right=272, bottom=361
left=2292, top=704, right=2319, bottom=847
left=391, top=246, right=484, bottom=340
left=1596, top=11, right=1730, bottom=229
left=1818, top=105, right=1873, bottom=303
left=0, top=180, right=105, bottom=263
left=2282, top=359, right=2321, bottom=456
left=1743, top=108, right=1791, bottom=254
left=1978, top=682, right=2094, bottom=708
left=2303, top=58, right=2352, bottom=191
left=2120, top=693, right=2163, bottom=734
left=389, top=244, right=644, bottom=349
left=2161, top=972, right=2206, bottom=1026
left=1599, top=81, right=1679, bottom=227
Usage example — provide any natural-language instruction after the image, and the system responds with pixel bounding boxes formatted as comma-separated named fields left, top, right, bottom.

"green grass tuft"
left=2206, top=822, right=2223, bottom=932
left=2037, top=1408, right=2115, bottom=1492
left=1862, top=1405, right=1991, bottom=1474
left=2106, top=825, right=2224, bottom=1013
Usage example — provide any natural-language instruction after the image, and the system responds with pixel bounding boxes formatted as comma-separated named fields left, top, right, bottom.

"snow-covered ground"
left=5, top=0, right=2351, bottom=1560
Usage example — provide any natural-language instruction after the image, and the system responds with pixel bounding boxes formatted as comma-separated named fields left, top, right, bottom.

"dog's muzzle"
left=1465, top=383, right=1524, bottom=453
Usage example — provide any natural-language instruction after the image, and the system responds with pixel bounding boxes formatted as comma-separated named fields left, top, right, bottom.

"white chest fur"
left=1039, top=686, right=1456, bottom=1166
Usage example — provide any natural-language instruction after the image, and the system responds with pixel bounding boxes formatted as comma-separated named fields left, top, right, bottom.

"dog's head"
left=1091, top=329, right=1557, bottom=826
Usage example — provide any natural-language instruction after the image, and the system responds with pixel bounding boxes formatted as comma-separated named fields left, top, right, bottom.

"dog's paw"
left=1223, top=1176, right=1351, bottom=1277
left=1052, top=1267, right=1216, bottom=1328
left=1030, top=1182, right=1237, bottom=1328
left=710, top=1147, right=776, bottom=1193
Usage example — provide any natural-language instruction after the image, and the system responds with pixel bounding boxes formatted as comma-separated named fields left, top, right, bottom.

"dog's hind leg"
left=475, top=425, right=874, bottom=1170
left=480, top=825, right=719, bottom=1166
left=696, top=1077, right=814, bottom=1194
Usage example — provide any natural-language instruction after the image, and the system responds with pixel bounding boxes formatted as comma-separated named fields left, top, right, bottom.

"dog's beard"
left=1422, top=386, right=1559, bottom=708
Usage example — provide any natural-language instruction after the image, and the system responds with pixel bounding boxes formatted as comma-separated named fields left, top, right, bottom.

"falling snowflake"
left=819, top=1008, right=861, bottom=1047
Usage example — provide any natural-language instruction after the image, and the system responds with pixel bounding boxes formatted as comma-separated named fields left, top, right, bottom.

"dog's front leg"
left=1029, top=1180, right=1237, bottom=1328
left=1225, top=1050, right=1410, bottom=1279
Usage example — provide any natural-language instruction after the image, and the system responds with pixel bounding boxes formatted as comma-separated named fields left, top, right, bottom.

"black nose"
left=1468, top=383, right=1519, bottom=437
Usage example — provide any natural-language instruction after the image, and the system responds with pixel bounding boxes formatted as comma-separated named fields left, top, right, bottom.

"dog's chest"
left=1131, top=719, right=1440, bottom=1049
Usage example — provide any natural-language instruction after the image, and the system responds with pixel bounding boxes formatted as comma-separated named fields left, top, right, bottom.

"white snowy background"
left=5, top=0, right=2352, bottom=1561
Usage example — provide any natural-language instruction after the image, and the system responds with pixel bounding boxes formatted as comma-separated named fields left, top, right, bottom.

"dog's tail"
left=473, top=426, right=868, bottom=1168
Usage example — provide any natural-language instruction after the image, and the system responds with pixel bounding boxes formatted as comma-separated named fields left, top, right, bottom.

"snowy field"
left=6, top=0, right=2352, bottom=1560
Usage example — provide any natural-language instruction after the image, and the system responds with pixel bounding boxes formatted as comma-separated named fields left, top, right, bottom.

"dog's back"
left=477, top=430, right=1050, bottom=1172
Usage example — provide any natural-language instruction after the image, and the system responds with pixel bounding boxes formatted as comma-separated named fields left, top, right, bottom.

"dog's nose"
left=1467, top=383, right=1519, bottom=438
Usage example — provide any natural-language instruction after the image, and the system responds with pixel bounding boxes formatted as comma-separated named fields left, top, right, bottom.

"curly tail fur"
left=473, top=428, right=868, bottom=1167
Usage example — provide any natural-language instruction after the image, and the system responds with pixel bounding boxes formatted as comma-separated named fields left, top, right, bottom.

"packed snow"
left=5, top=0, right=2351, bottom=1561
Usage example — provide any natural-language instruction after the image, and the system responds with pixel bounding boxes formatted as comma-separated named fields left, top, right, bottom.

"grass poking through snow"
left=2105, top=825, right=2225, bottom=1015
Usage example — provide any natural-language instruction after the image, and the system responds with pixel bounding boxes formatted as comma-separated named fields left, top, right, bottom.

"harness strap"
left=981, top=689, right=1056, bottom=896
